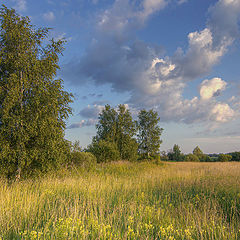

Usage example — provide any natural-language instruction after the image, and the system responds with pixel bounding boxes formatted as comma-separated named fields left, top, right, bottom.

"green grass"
left=0, top=161, right=240, bottom=239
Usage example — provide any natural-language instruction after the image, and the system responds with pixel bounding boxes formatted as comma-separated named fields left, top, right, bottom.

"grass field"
left=0, top=161, right=240, bottom=239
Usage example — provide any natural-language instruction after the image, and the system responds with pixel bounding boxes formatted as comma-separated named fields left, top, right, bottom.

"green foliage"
left=0, top=6, right=72, bottom=179
left=229, top=152, right=240, bottom=161
left=70, top=152, right=97, bottom=170
left=218, top=154, right=232, bottom=162
left=193, top=146, right=203, bottom=156
left=88, top=140, right=120, bottom=163
left=115, top=104, right=138, bottom=161
left=160, top=151, right=169, bottom=161
left=137, top=109, right=163, bottom=158
left=93, top=104, right=138, bottom=161
left=184, top=153, right=200, bottom=162
left=95, top=105, right=118, bottom=143
left=168, top=144, right=184, bottom=161
left=199, top=154, right=212, bottom=162
left=192, top=146, right=209, bottom=162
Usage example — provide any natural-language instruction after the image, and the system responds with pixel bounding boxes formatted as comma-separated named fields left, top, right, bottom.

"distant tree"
left=193, top=146, right=203, bottom=156
left=137, top=109, right=163, bottom=158
left=200, top=155, right=212, bottom=162
left=229, top=152, right=240, bottom=161
left=0, top=6, right=72, bottom=179
left=160, top=151, right=169, bottom=161
left=168, top=144, right=184, bottom=161
left=184, top=154, right=199, bottom=162
left=92, top=104, right=138, bottom=161
left=193, top=146, right=207, bottom=162
left=95, top=105, right=118, bottom=143
left=116, top=104, right=138, bottom=161
left=218, top=154, right=232, bottom=162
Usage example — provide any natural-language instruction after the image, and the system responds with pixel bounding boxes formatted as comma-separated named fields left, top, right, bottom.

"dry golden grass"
left=0, top=161, right=239, bottom=239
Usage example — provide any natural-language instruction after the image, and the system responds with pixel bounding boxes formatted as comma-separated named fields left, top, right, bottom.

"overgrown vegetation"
left=0, top=162, right=239, bottom=239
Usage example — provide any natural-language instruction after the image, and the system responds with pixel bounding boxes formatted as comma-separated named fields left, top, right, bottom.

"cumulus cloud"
left=200, top=78, right=227, bottom=100
left=68, top=119, right=97, bottom=129
left=211, top=103, right=235, bottom=123
left=43, top=11, right=55, bottom=21
left=63, top=0, right=240, bottom=127
left=79, top=104, right=104, bottom=119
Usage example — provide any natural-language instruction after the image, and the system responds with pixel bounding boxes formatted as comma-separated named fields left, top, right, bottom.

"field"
left=0, top=162, right=240, bottom=239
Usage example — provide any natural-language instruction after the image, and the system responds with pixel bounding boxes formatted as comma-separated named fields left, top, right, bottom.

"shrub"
left=202, top=155, right=212, bottom=162
left=87, top=140, right=120, bottom=163
left=70, top=152, right=97, bottom=170
left=184, top=154, right=200, bottom=162
left=230, top=152, right=240, bottom=161
left=218, top=154, right=232, bottom=162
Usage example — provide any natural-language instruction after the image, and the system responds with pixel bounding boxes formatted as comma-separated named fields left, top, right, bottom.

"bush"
left=184, top=154, right=200, bottom=162
left=70, top=152, right=97, bottom=170
left=230, top=152, right=240, bottom=161
left=218, top=154, right=232, bottom=162
left=199, top=154, right=212, bottom=162
left=87, top=140, right=120, bottom=163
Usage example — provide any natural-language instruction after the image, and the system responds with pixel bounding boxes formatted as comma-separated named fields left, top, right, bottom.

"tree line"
left=86, top=104, right=163, bottom=163
left=162, top=144, right=240, bottom=162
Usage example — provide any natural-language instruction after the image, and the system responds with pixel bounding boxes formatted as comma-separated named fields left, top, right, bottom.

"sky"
left=2, top=0, right=240, bottom=154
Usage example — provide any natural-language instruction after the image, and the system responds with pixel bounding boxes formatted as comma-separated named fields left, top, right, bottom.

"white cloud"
left=68, top=119, right=97, bottom=129
left=64, top=0, right=240, bottom=128
left=139, top=0, right=168, bottom=20
left=13, top=0, right=27, bottom=12
left=43, top=11, right=55, bottom=21
left=211, top=103, right=235, bottom=122
left=200, top=77, right=227, bottom=100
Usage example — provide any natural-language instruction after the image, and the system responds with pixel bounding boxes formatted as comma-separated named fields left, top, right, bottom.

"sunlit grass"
left=0, top=161, right=240, bottom=239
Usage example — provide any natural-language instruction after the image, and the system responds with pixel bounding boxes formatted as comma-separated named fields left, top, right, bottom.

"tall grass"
left=0, top=161, right=240, bottom=239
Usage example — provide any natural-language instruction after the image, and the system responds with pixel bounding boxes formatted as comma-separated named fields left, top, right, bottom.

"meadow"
left=0, top=161, right=240, bottom=239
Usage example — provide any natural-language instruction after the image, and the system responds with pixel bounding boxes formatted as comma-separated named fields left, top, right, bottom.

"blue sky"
left=3, top=0, right=240, bottom=153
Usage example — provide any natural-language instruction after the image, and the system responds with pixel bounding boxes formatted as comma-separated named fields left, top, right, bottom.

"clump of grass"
left=0, top=161, right=240, bottom=239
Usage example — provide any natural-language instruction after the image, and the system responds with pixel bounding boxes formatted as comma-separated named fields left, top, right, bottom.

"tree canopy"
left=137, top=109, right=163, bottom=158
left=89, top=104, right=138, bottom=162
left=0, top=6, right=73, bottom=179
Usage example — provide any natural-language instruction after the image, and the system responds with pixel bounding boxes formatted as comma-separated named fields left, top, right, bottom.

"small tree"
left=193, top=146, right=203, bottom=156
left=137, top=109, right=163, bottom=158
left=93, top=104, right=138, bottom=161
left=95, top=105, right=117, bottom=143
left=116, top=104, right=138, bottom=160
left=193, top=146, right=206, bottom=162
left=168, top=144, right=184, bottom=161
left=0, top=6, right=73, bottom=179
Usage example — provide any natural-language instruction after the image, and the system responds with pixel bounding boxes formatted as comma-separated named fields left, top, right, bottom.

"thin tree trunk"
left=16, top=71, right=24, bottom=181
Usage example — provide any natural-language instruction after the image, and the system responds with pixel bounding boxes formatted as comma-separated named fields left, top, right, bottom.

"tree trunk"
left=15, top=167, right=21, bottom=182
